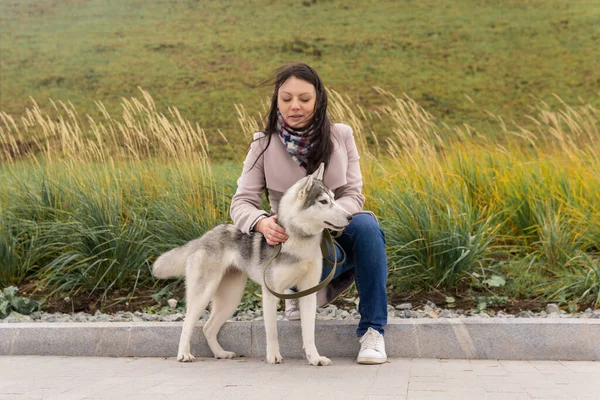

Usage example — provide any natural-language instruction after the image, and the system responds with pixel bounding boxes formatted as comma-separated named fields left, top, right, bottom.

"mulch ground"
left=17, top=281, right=561, bottom=315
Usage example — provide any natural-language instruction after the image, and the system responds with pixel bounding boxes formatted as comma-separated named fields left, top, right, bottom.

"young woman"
left=230, top=63, right=388, bottom=364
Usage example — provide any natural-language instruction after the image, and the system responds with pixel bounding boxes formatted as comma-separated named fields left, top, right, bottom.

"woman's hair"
left=252, top=63, right=334, bottom=174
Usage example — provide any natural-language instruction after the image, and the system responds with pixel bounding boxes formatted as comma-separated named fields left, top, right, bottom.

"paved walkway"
left=1, top=356, right=599, bottom=400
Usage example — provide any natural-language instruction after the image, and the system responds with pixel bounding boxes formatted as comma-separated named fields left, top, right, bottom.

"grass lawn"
left=1, top=0, right=599, bottom=157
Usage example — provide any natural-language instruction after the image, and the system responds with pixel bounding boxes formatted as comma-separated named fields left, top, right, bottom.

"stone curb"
left=1, top=319, right=599, bottom=360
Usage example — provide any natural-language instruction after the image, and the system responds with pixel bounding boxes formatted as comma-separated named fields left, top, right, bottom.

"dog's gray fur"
left=152, top=164, right=352, bottom=365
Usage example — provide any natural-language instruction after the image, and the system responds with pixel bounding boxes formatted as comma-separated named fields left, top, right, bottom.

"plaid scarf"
left=276, top=110, right=316, bottom=171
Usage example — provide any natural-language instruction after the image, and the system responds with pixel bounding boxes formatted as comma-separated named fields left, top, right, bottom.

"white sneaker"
left=357, top=327, right=387, bottom=364
left=284, top=290, right=300, bottom=320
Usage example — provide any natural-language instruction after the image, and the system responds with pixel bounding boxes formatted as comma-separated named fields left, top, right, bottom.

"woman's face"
left=277, top=76, right=317, bottom=129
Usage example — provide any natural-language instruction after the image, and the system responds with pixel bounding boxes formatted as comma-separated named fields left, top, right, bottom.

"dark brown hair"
left=252, top=63, right=333, bottom=174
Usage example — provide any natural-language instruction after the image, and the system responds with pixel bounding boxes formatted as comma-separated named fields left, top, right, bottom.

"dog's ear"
left=298, top=175, right=314, bottom=199
left=311, top=163, right=325, bottom=181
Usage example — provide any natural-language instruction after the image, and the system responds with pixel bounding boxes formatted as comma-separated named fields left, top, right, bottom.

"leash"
left=263, top=229, right=346, bottom=300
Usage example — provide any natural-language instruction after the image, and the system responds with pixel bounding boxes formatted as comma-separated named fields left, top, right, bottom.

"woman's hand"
left=256, top=216, right=288, bottom=246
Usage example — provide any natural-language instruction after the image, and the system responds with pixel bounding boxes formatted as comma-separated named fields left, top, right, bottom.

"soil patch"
left=17, top=281, right=588, bottom=315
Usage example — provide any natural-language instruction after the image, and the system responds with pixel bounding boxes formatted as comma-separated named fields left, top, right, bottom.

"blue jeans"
left=321, top=213, right=388, bottom=337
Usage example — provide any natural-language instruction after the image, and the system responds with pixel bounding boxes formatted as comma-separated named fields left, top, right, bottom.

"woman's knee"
left=347, top=213, right=384, bottom=240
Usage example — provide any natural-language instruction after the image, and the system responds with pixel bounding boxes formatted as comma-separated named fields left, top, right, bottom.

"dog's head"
left=280, top=163, right=353, bottom=235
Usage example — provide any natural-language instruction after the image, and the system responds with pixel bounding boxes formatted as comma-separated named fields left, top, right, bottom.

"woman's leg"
left=321, top=213, right=388, bottom=337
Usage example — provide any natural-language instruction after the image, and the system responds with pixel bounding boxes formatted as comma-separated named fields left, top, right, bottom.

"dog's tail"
left=152, top=245, right=191, bottom=279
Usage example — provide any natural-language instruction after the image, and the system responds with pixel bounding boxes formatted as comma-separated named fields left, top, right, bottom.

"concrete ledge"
left=1, top=319, right=599, bottom=360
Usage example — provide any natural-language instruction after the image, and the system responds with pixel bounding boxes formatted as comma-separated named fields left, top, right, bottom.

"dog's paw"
left=214, top=350, right=236, bottom=359
left=307, top=355, right=332, bottom=366
left=266, top=353, right=284, bottom=364
left=177, top=352, right=196, bottom=362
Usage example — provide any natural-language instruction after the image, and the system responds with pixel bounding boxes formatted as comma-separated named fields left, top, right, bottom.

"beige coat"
left=229, top=123, right=367, bottom=306
left=230, top=123, right=365, bottom=234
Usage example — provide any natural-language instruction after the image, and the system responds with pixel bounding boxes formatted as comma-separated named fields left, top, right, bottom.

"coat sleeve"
left=334, top=125, right=366, bottom=214
left=230, top=133, right=270, bottom=234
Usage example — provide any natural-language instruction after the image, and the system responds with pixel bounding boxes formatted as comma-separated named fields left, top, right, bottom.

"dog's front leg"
left=262, top=290, right=283, bottom=364
left=299, top=293, right=331, bottom=366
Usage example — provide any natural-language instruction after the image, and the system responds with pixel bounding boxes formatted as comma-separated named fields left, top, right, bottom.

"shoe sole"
left=357, top=357, right=387, bottom=365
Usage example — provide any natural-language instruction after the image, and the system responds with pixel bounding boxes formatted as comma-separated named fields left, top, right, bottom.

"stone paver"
left=0, top=356, right=599, bottom=399
left=4, top=319, right=600, bottom=360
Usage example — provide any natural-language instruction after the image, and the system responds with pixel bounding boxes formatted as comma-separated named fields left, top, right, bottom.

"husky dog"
left=152, top=164, right=352, bottom=366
